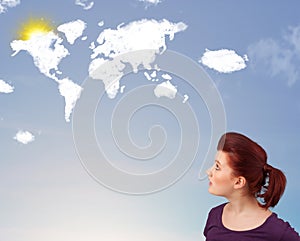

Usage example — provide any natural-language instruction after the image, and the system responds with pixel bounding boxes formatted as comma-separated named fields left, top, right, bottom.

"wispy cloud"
left=0, top=0, right=20, bottom=14
left=75, top=0, right=94, bottom=10
left=0, top=79, right=14, bottom=93
left=199, top=49, right=248, bottom=73
left=14, top=130, right=35, bottom=144
left=139, top=0, right=162, bottom=7
left=248, top=25, right=300, bottom=86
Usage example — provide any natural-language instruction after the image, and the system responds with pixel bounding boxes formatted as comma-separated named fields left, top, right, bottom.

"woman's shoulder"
left=208, top=202, right=227, bottom=215
left=268, top=213, right=295, bottom=229
left=205, top=202, right=226, bottom=225
left=266, top=213, right=299, bottom=240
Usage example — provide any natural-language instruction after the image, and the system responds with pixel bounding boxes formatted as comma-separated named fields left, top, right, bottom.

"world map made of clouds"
left=8, top=15, right=247, bottom=129
left=10, top=19, right=190, bottom=123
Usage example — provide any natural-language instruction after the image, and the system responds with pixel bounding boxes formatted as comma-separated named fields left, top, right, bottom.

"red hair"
left=217, top=132, right=286, bottom=209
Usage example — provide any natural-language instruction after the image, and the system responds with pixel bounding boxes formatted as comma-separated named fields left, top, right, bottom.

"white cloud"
left=75, top=0, right=94, bottom=10
left=150, top=70, right=157, bottom=78
left=14, top=130, right=35, bottom=144
left=11, top=31, right=69, bottom=80
left=144, top=71, right=152, bottom=81
left=182, top=94, right=189, bottom=103
left=98, top=21, right=104, bottom=27
left=58, top=78, right=82, bottom=122
left=0, top=79, right=14, bottom=93
left=57, top=19, right=87, bottom=45
left=154, top=80, right=177, bottom=99
left=139, top=0, right=162, bottom=7
left=162, top=73, right=172, bottom=80
left=91, top=19, right=187, bottom=60
left=0, top=0, right=20, bottom=13
left=143, top=71, right=172, bottom=82
left=89, top=19, right=187, bottom=98
left=200, top=49, right=248, bottom=73
left=248, top=25, right=300, bottom=86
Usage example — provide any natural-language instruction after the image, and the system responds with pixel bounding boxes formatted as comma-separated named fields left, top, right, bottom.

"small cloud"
left=200, top=48, right=248, bottom=73
left=14, top=130, right=35, bottom=144
left=248, top=25, right=300, bottom=86
left=0, top=79, right=14, bottom=93
left=75, top=0, right=94, bottom=10
left=161, top=73, right=172, bottom=80
left=0, top=0, right=20, bottom=14
left=57, top=19, right=87, bottom=45
left=89, top=41, right=95, bottom=50
left=182, top=94, right=189, bottom=103
left=150, top=70, right=157, bottom=78
left=120, top=85, right=125, bottom=93
left=154, top=80, right=177, bottom=99
left=139, top=0, right=162, bottom=8
left=144, top=71, right=152, bottom=81
left=98, top=21, right=104, bottom=27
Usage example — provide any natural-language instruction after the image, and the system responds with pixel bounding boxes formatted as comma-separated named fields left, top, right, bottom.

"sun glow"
left=18, top=18, right=54, bottom=40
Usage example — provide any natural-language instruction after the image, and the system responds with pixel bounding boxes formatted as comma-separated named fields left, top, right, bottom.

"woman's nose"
left=206, top=168, right=212, bottom=177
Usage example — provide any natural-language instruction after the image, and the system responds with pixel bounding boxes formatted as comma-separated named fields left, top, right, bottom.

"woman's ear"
left=233, top=176, right=246, bottom=189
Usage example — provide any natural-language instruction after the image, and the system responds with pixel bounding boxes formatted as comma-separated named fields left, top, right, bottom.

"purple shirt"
left=204, top=203, right=300, bottom=241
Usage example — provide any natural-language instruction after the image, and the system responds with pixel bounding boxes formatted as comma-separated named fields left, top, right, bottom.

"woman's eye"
left=215, top=164, right=220, bottom=170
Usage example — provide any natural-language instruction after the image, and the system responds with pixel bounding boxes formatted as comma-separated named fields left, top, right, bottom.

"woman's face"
left=206, top=151, right=237, bottom=197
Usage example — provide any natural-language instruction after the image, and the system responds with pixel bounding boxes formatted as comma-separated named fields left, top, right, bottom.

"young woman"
left=204, top=132, right=299, bottom=241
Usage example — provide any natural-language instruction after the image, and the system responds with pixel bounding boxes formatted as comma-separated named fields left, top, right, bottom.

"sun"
left=18, top=17, right=54, bottom=40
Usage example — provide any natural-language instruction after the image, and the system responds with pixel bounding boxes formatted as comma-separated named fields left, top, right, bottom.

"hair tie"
left=263, top=163, right=272, bottom=173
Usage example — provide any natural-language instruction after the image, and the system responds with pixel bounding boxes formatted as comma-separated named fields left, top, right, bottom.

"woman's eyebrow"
left=215, top=160, right=222, bottom=166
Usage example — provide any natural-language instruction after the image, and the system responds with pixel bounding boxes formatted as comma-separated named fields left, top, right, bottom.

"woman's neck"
left=226, top=195, right=263, bottom=215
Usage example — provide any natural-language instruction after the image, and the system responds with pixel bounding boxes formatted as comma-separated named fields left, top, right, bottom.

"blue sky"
left=1, top=1, right=300, bottom=240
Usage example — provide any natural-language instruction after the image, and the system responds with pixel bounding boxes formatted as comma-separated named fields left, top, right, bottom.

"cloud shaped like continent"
left=58, top=78, right=82, bottom=122
left=89, top=19, right=187, bottom=98
left=10, top=30, right=82, bottom=122
left=154, top=80, right=177, bottom=99
left=91, top=19, right=187, bottom=60
left=11, top=32, right=69, bottom=80
left=57, top=19, right=87, bottom=44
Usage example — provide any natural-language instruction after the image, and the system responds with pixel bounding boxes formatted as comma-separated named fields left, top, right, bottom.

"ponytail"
left=258, top=164, right=287, bottom=209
